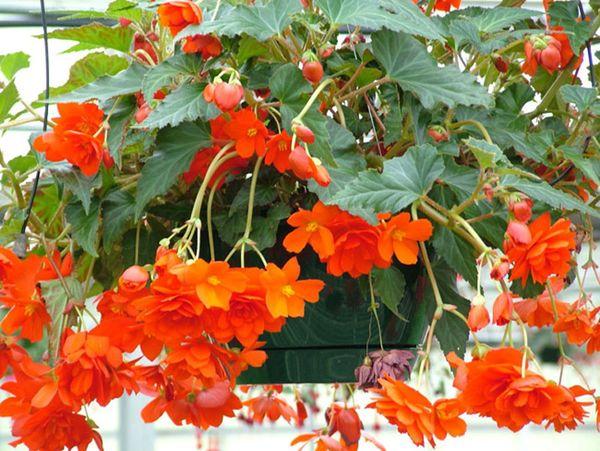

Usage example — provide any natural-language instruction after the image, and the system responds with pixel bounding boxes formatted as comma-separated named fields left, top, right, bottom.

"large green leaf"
left=315, top=0, right=442, bottom=40
left=372, top=266, right=407, bottom=320
left=333, top=144, right=444, bottom=215
left=59, top=170, right=101, bottom=215
left=559, top=85, right=599, bottom=112
left=179, top=0, right=302, bottom=41
left=372, top=30, right=492, bottom=109
left=49, top=53, right=129, bottom=98
left=142, top=53, right=204, bottom=102
left=503, top=175, right=600, bottom=219
left=560, top=145, right=600, bottom=185
left=444, top=6, right=541, bottom=34
left=106, top=96, right=136, bottom=167
left=45, top=23, right=135, bottom=53
left=135, top=122, right=212, bottom=217
left=40, top=276, right=83, bottom=361
left=424, top=261, right=470, bottom=357
left=102, top=189, right=136, bottom=248
left=0, top=80, right=18, bottom=123
left=269, top=63, right=312, bottom=104
left=432, top=226, right=478, bottom=288
left=49, top=64, right=146, bottom=103
left=65, top=198, right=101, bottom=257
left=140, top=83, right=220, bottom=129
left=0, top=52, right=30, bottom=80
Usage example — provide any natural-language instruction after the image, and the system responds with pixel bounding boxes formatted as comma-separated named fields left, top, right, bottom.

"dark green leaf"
left=432, top=226, right=478, bottom=287
left=140, top=83, right=220, bottom=129
left=269, top=64, right=312, bottom=104
left=142, top=53, right=203, bottom=102
left=135, top=122, right=212, bottom=217
left=106, top=96, right=136, bottom=167
left=315, top=0, right=442, bottom=40
left=372, top=30, right=492, bottom=109
left=0, top=52, right=30, bottom=79
left=45, top=23, right=135, bottom=53
left=333, top=144, right=445, bottom=215
left=560, top=145, right=600, bottom=185
left=49, top=63, right=146, bottom=103
left=59, top=170, right=101, bottom=215
left=65, top=198, right=101, bottom=256
left=251, top=203, right=291, bottom=250
left=230, top=182, right=277, bottom=214
left=102, top=189, right=136, bottom=248
left=425, top=260, right=469, bottom=357
left=179, top=0, right=302, bottom=41
left=372, top=267, right=407, bottom=320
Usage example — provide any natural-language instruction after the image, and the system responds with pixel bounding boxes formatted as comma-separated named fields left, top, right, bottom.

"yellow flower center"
left=282, top=285, right=295, bottom=297
left=305, top=221, right=319, bottom=232
left=207, top=276, right=221, bottom=286
left=24, top=303, right=36, bottom=317
left=247, top=128, right=257, bottom=137
left=392, top=229, right=406, bottom=241
left=278, top=141, right=287, bottom=151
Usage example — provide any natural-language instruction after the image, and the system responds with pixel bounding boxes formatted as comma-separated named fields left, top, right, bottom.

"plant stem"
left=294, top=78, right=336, bottom=122
left=206, top=172, right=227, bottom=261
left=368, top=272, right=384, bottom=350
left=336, top=77, right=390, bottom=103
left=449, top=119, right=493, bottom=144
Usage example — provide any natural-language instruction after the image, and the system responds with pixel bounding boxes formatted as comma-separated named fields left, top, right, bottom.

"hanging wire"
left=550, top=1, right=596, bottom=187
left=16, top=0, right=49, bottom=256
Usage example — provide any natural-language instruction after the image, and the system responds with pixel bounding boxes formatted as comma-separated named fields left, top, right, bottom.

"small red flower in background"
left=223, top=108, right=270, bottom=158
left=33, top=103, right=106, bottom=176
left=434, top=0, right=461, bottom=12
left=182, top=34, right=222, bottom=58
left=157, top=0, right=203, bottom=36
left=378, top=212, right=433, bottom=265
left=504, top=213, right=576, bottom=285
left=260, top=257, right=325, bottom=318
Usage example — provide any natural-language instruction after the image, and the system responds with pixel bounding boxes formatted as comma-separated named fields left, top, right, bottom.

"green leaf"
left=59, top=169, right=101, bottom=215
left=135, top=122, right=212, bottom=217
left=60, top=0, right=147, bottom=22
left=372, top=267, right=407, bottom=320
left=49, top=63, right=146, bottom=103
left=0, top=52, right=30, bottom=80
left=106, top=96, right=136, bottom=167
left=332, top=144, right=445, bottom=215
left=560, top=145, right=600, bottom=185
left=425, top=260, right=469, bottom=357
left=372, top=30, right=492, bottom=109
left=269, top=64, right=312, bottom=104
left=65, top=198, right=101, bottom=257
left=49, top=53, right=129, bottom=98
left=503, top=175, right=600, bottom=219
left=548, top=1, right=591, bottom=53
left=40, top=276, right=83, bottom=361
left=0, top=80, right=18, bottom=123
left=179, top=0, right=302, bottom=41
left=237, top=36, right=269, bottom=63
left=432, top=226, right=478, bottom=288
left=439, top=157, right=478, bottom=199
left=446, top=7, right=541, bottom=34
left=559, top=85, right=599, bottom=112
left=463, top=137, right=510, bottom=169
left=45, top=23, right=135, bottom=53
left=250, top=203, right=291, bottom=250
left=140, top=83, right=220, bottom=129
left=142, top=53, right=203, bottom=102
left=230, top=182, right=277, bottom=215
left=315, top=0, right=442, bottom=40
left=102, top=189, right=136, bottom=248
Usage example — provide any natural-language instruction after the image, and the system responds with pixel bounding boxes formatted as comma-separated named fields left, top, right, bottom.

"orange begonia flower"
left=170, top=259, right=248, bottom=310
left=223, top=108, right=270, bottom=158
left=368, top=376, right=437, bottom=447
left=434, top=0, right=461, bottom=12
left=259, top=257, right=324, bottom=318
left=265, top=130, right=293, bottom=173
left=204, top=268, right=285, bottom=346
left=33, top=103, right=105, bottom=176
left=244, top=392, right=298, bottom=424
left=545, top=385, right=593, bottom=432
left=432, top=398, right=467, bottom=440
left=504, top=213, right=575, bottom=284
left=467, top=302, right=490, bottom=332
left=513, top=278, right=569, bottom=328
left=378, top=213, right=433, bottom=265
left=157, top=0, right=203, bottom=36
left=327, top=403, right=363, bottom=446
left=492, top=292, right=515, bottom=326
left=283, top=201, right=339, bottom=259
left=182, top=34, right=222, bottom=58
left=553, top=303, right=599, bottom=346
left=586, top=324, right=600, bottom=354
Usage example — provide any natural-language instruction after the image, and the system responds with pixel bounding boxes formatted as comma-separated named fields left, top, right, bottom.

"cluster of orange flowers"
left=283, top=201, right=433, bottom=278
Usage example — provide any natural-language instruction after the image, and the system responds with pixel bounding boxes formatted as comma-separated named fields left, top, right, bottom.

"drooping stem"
left=368, top=272, right=385, bottom=351
left=239, top=157, right=264, bottom=265
left=449, top=119, right=493, bottom=144
left=294, top=78, right=336, bottom=123
left=206, top=172, right=228, bottom=261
